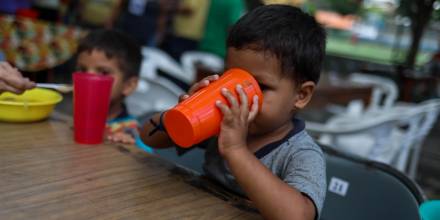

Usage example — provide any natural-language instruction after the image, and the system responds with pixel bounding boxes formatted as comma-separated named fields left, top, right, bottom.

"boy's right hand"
left=179, top=74, right=220, bottom=102
left=139, top=74, right=220, bottom=149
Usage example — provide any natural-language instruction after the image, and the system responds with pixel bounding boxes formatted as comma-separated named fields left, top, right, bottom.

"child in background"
left=75, top=29, right=145, bottom=146
left=136, top=5, right=327, bottom=220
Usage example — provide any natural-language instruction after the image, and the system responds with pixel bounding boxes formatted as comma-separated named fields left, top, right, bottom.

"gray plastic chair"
left=320, top=145, right=425, bottom=220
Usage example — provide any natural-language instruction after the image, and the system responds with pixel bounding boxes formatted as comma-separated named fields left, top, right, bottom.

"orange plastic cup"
left=163, top=68, right=263, bottom=147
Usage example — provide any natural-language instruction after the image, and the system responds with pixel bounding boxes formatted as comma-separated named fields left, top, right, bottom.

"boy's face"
left=76, top=49, right=137, bottom=106
left=225, top=47, right=314, bottom=136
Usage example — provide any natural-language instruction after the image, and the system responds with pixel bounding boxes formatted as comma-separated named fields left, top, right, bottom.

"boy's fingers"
left=188, top=80, right=207, bottom=95
left=122, top=135, right=135, bottom=144
left=187, top=81, right=204, bottom=94
left=248, top=95, right=259, bottom=122
left=204, top=74, right=219, bottom=82
left=216, top=100, right=232, bottom=116
left=187, top=74, right=219, bottom=95
left=236, top=84, right=248, bottom=113
left=179, top=94, right=190, bottom=102
left=108, top=132, right=135, bottom=144
left=221, top=88, right=239, bottom=110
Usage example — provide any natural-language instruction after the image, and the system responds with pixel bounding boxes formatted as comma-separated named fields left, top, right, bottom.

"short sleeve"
left=283, top=149, right=326, bottom=219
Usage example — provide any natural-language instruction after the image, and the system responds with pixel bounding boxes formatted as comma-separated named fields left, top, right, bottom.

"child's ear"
left=293, top=81, right=315, bottom=110
left=122, top=77, right=139, bottom=96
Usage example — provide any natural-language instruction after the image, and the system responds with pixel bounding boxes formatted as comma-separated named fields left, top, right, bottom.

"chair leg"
left=408, top=140, right=424, bottom=179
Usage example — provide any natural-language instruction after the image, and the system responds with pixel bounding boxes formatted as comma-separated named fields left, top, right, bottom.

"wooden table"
left=0, top=114, right=260, bottom=219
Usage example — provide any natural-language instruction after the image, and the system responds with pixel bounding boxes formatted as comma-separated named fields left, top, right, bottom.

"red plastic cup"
left=73, top=72, right=114, bottom=144
left=164, top=68, right=263, bottom=148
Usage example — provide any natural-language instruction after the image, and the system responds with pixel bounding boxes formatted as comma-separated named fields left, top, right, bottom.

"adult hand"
left=107, top=131, right=136, bottom=145
left=0, top=62, right=35, bottom=94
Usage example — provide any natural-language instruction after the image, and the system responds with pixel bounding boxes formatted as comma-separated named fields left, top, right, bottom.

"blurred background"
left=1, top=0, right=439, bottom=200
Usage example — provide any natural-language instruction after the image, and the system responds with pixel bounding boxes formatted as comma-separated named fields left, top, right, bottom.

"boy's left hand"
left=216, top=84, right=259, bottom=156
left=107, top=131, right=136, bottom=145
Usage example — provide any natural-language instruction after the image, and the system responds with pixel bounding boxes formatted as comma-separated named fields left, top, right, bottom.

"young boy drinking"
left=137, top=5, right=326, bottom=219
left=75, top=29, right=143, bottom=144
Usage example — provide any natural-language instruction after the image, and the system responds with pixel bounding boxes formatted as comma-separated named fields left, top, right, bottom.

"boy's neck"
left=246, top=120, right=294, bottom=153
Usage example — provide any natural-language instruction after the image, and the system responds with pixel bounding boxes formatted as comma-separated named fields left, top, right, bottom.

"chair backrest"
left=349, top=73, right=398, bottom=112
left=307, top=112, right=403, bottom=164
left=140, top=47, right=187, bottom=82
left=126, top=75, right=183, bottom=117
left=309, top=98, right=440, bottom=178
left=321, top=145, right=425, bottom=220
left=393, top=98, right=440, bottom=178
left=180, top=51, right=224, bottom=83
left=127, top=47, right=186, bottom=117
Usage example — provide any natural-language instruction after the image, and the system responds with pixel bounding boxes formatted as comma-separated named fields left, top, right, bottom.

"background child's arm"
left=216, top=86, right=316, bottom=220
left=139, top=74, right=220, bottom=149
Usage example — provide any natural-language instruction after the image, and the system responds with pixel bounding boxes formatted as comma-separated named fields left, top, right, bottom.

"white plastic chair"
left=126, top=47, right=185, bottom=117
left=326, top=72, right=399, bottom=116
left=307, top=98, right=440, bottom=178
left=140, top=47, right=187, bottom=82
left=126, top=75, right=183, bottom=117
left=180, top=51, right=224, bottom=83
left=306, top=112, right=403, bottom=165
left=392, top=99, right=440, bottom=178
left=349, top=72, right=399, bottom=112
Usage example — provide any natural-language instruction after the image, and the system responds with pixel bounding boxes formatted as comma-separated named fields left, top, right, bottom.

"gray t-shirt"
left=203, top=119, right=326, bottom=218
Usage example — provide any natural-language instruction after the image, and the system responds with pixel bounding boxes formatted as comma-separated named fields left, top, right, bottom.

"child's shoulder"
left=258, top=119, right=323, bottom=160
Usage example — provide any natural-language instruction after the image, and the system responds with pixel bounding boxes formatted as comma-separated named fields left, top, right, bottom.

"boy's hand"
left=216, top=84, right=259, bottom=156
left=107, top=131, right=136, bottom=145
left=0, top=62, right=35, bottom=94
left=179, top=74, right=219, bottom=102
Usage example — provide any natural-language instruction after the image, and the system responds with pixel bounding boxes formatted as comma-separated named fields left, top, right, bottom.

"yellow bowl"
left=0, top=88, right=63, bottom=122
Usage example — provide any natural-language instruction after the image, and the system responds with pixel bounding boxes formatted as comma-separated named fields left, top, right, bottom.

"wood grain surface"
left=0, top=114, right=260, bottom=220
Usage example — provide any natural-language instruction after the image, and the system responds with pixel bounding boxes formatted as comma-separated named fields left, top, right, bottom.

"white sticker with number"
left=328, top=177, right=349, bottom=197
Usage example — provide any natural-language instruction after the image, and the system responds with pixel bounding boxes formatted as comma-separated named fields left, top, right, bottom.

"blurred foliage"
left=397, top=0, right=439, bottom=21
left=301, top=1, right=317, bottom=14
left=432, top=1, right=440, bottom=21
left=396, top=0, right=438, bottom=68
left=326, top=0, right=363, bottom=15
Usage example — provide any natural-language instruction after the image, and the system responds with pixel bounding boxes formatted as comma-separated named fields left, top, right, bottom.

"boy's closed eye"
left=96, top=67, right=114, bottom=76
left=75, top=67, right=113, bottom=76
left=258, top=83, right=271, bottom=91
left=75, top=66, right=87, bottom=72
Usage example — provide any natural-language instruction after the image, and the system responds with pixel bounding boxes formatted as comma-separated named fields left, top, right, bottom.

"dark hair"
left=77, top=29, right=142, bottom=79
left=227, top=5, right=326, bottom=84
